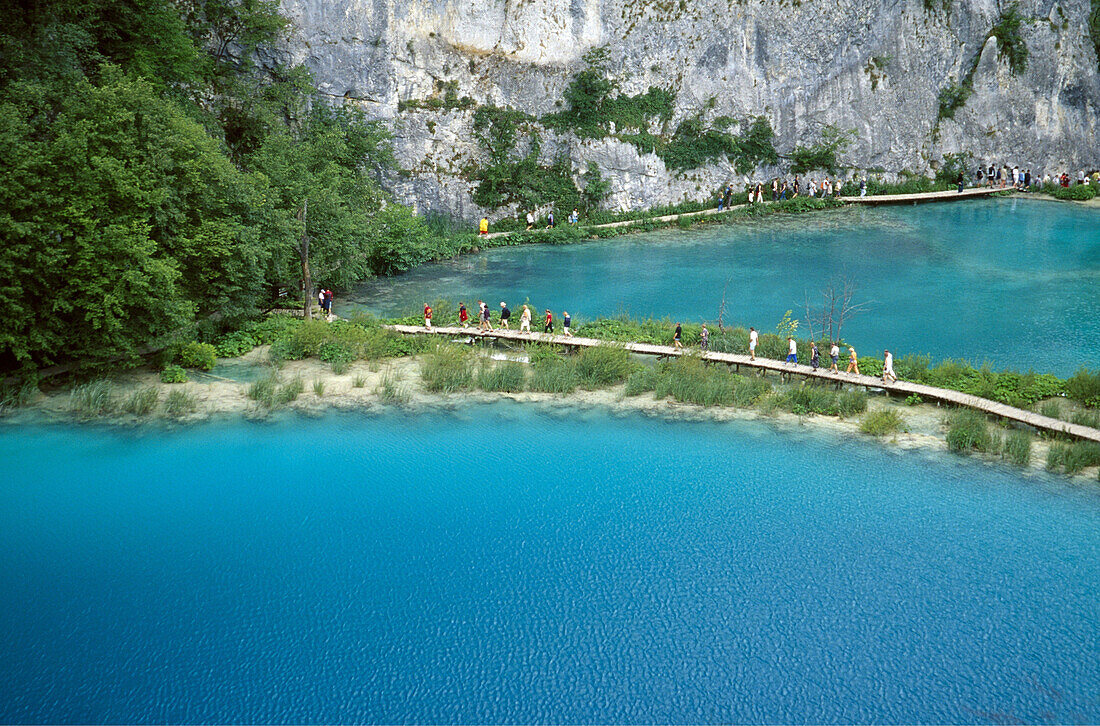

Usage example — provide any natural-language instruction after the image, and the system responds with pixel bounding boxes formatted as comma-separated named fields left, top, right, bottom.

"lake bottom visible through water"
left=0, top=403, right=1098, bottom=724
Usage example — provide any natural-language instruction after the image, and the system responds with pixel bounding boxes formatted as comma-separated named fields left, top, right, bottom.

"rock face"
left=276, top=0, right=1100, bottom=217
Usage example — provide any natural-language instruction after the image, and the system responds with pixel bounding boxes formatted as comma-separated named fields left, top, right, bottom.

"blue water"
left=350, top=198, right=1100, bottom=376
left=2, top=405, right=1098, bottom=723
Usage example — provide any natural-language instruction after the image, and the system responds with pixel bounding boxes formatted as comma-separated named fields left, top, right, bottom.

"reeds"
left=859, top=409, right=906, bottom=436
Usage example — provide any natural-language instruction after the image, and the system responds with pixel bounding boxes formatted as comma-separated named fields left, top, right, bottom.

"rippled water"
left=350, top=198, right=1100, bottom=376
left=2, top=405, right=1097, bottom=723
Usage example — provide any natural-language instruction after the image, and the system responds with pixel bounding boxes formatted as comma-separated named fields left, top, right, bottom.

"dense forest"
left=0, top=0, right=440, bottom=374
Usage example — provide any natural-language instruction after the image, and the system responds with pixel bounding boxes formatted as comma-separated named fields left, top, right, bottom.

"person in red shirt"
left=544, top=309, right=553, bottom=334
left=459, top=303, right=469, bottom=328
left=423, top=303, right=432, bottom=329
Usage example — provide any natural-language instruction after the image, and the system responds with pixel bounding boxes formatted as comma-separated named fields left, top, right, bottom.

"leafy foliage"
left=789, top=125, right=856, bottom=175
left=1090, top=0, right=1100, bottom=73
left=990, top=4, right=1029, bottom=75
left=1044, top=183, right=1099, bottom=201
left=181, top=342, right=218, bottom=371
left=860, top=409, right=906, bottom=436
left=160, top=365, right=189, bottom=383
left=938, top=81, right=973, bottom=120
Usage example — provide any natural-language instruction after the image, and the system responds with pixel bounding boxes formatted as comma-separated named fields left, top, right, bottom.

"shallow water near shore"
left=350, top=197, right=1100, bottom=376
left=1, top=403, right=1097, bottom=723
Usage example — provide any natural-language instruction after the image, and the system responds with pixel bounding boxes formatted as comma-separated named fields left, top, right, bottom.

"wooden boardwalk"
left=839, top=187, right=1005, bottom=205
left=387, top=325, right=1100, bottom=444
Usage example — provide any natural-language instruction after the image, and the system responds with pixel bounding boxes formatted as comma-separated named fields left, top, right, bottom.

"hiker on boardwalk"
left=544, top=309, right=554, bottom=334
left=459, top=302, right=469, bottom=328
left=749, top=327, right=758, bottom=361
left=519, top=304, right=531, bottom=333
left=546, top=211, right=555, bottom=229
left=700, top=323, right=709, bottom=351
left=846, top=346, right=860, bottom=375
left=499, top=302, right=511, bottom=329
left=882, top=350, right=897, bottom=383
left=525, top=211, right=534, bottom=230
left=423, top=303, right=432, bottom=329
left=318, top=288, right=325, bottom=313
left=786, top=336, right=797, bottom=364
left=859, top=177, right=868, bottom=197
left=810, top=341, right=820, bottom=370
left=674, top=323, right=683, bottom=349
left=324, top=289, right=334, bottom=319
left=481, top=302, right=494, bottom=332
left=829, top=342, right=840, bottom=373
left=563, top=311, right=572, bottom=337
left=479, top=217, right=489, bottom=236
left=569, top=208, right=579, bottom=224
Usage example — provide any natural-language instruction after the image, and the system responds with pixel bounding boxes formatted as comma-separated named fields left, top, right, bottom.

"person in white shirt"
left=525, top=211, right=535, bottom=230
left=829, top=342, right=840, bottom=373
left=749, top=327, right=758, bottom=361
left=882, top=349, right=897, bottom=383
left=785, top=336, right=797, bottom=364
left=519, top=305, right=531, bottom=333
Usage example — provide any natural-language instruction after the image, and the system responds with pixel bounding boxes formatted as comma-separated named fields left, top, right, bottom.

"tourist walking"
left=479, top=217, right=489, bottom=236
left=771, top=178, right=779, bottom=201
left=423, top=302, right=432, bottom=329
left=544, top=309, right=553, bottom=333
left=318, top=288, right=325, bottom=313
left=882, top=349, right=897, bottom=383
left=499, top=302, right=511, bottom=329
left=563, top=311, right=572, bottom=337
left=569, top=208, right=579, bottom=224
left=700, top=323, right=709, bottom=351
left=526, top=210, right=535, bottom=230
left=749, top=327, right=758, bottom=361
left=325, top=289, right=334, bottom=319
left=859, top=177, right=867, bottom=197
left=846, top=346, right=860, bottom=374
left=786, top=336, right=797, bottom=364
left=674, top=323, right=683, bottom=349
left=829, top=341, right=840, bottom=373
left=459, top=302, right=469, bottom=328
left=810, top=341, right=820, bottom=370
left=520, top=304, right=531, bottom=333
left=546, top=211, right=555, bottom=229
left=481, top=302, right=494, bottom=332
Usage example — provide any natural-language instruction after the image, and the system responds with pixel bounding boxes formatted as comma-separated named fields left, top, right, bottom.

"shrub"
left=122, top=387, right=160, bottom=416
left=420, top=344, right=473, bottom=392
left=905, top=394, right=924, bottom=406
left=214, top=331, right=257, bottom=358
left=164, top=388, right=198, bottom=417
left=860, top=409, right=906, bottom=436
left=990, top=4, right=1028, bottom=74
left=477, top=361, right=527, bottom=392
left=624, top=366, right=659, bottom=396
left=780, top=384, right=839, bottom=416
left=1002, top=430, right=1032, bottom=467
left=1065, top=368, right=1100, bottom=407
left=946, top=409, right=995, bottom=453
left=1046, top=183, right=1098, bottom=201
left=181, top=342, right=218, bottom=371
left=733, top=376, right=772, bottom=407
left=574, top=345, right=635, bottom=389
left=1038, top=400, right=1061, bottom=419
left=160, top=365, right=189, bottom=383
left=69, top=380, right=115, bottom=418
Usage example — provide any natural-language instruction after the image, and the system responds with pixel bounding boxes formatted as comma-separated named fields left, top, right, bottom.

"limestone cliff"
left=275, top=0, right=1100, bottom=217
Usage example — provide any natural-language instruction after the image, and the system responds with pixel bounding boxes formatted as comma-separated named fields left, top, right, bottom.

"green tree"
left=789, top=125, right=856, bottom=175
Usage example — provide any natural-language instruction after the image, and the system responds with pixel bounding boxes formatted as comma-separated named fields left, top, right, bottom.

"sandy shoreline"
left=4, top=346, right=1096, bottom=484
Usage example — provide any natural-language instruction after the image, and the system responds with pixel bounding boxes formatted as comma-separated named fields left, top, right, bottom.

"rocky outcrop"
left=276, top=0, right=1100, bottom=217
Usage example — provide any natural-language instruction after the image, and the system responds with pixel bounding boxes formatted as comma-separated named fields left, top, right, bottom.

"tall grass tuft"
left=837, top=390, right=868, bottom=417
left=1038, top=399, right=1061, bottom=419
left=420, top=344, right=473, bottom=392
left=652, top=356, right=736, bottom=406
left=313, top=379, right=326, bottom=397
left=69, top=380, right=115, bottom=418
left=277, top=377, right=304, bottom=404
left=860, top=409, right=906, bottom=436
left=574, top=345, right=636, bottom=389
left=352, top=373, right=367, bottom=388
left=477, top=361, right=527, bottom=392
left=1047, top=441, right=1100, bottom=474
left=248, top=375, right=278, bottom=408
left=164, top=388, right=198, bottom=418
left=1002, top=430, right=1032, bottom=467
left=0, top=380, right=38, bottom=413
left=945, top=409, right=995, bottom=453
left=376, top=368, right=410, bottom=405
left=623, top=366, right=659, bottom=397
left=122, top=386, right=160, bottom=416
left=528, top=354, right=578, bottom=393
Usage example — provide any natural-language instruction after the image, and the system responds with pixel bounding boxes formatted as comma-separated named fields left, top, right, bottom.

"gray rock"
left=275, top=0, right=1100, bottom=217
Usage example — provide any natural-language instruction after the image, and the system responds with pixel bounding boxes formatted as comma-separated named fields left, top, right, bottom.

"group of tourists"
left=316, top=287, right=334, bottom=318
left=519, top=208, right=581, bottom=231
left=427, top=301, right=573, bottom=337
left=715, top=176, right=848, bottom=210
left=977, top=164, right=1099, bottom=190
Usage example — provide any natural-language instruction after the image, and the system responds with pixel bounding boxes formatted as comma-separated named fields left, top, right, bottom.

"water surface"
left=1, top=406, right=1097, bottom=723
left=350, top=198, right=1100, bottom=376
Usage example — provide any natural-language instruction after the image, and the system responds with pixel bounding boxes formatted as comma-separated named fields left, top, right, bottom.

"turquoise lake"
left=350, top=198, right=1100, bottom=377
left=1, top=405, right=1098, bottom=723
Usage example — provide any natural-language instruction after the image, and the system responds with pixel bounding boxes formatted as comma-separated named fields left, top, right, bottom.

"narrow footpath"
left=387, top=324, right=1100, bottom=444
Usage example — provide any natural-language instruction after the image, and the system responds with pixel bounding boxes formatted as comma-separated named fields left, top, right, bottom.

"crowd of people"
left=976, top=163, right=1100, bottom=190
left=424, top=303, right=903, bottom=384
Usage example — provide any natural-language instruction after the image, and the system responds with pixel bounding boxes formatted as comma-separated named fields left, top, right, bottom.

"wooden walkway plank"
left=839, top=187, right=1005, bottom=205
left=386, top=325, right=1100, bottom=444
